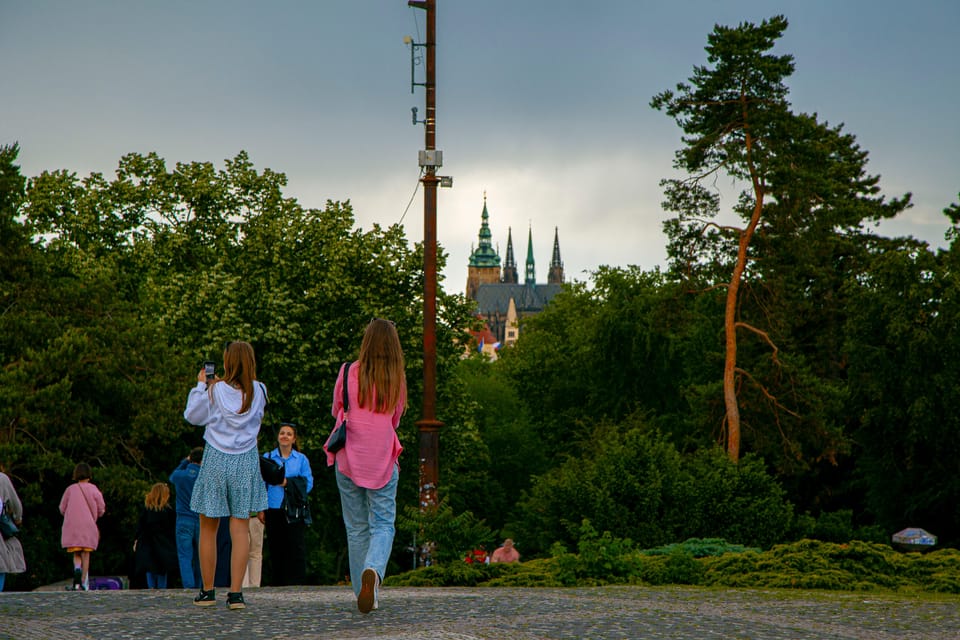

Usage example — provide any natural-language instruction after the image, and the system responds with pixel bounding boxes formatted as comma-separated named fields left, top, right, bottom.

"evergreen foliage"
left=387, top=538, right=960, bottom=594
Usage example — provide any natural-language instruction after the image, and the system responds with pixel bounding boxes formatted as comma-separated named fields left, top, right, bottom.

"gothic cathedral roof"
left=465, top=195, right=564, bottom=346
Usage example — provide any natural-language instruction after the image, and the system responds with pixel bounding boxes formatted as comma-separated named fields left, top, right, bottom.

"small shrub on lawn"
left=641, top=538, right=759, bottom=558
left=636, top=549, right=704, bottom=585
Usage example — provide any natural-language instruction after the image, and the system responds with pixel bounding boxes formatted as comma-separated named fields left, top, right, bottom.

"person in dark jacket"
left=134, top=483, right=178, bottom=589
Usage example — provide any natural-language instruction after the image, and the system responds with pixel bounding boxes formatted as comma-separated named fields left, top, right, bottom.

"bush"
left=680, top=449, right=794, bottom=548
left=508, top=426, right=795, bottom=556
left=395, top=500, right=495, bottom=566
left=641, top=538, right=759, bottom=557
left=636, top=549, right=704, bottom=585
left=388, top=536, right=960, bottom=593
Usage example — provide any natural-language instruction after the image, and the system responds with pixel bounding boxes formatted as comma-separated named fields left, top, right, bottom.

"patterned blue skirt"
left=190, top=445, right=268, bottom=518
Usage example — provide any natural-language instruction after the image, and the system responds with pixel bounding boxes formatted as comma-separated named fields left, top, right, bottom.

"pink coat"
left=59, top=481, right=106, bottom=550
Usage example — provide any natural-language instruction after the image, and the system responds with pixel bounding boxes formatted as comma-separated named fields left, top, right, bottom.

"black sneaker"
left=193, top=589, right=216, bottom=607
left=72, top=568, right=82, bottom=590
left=226, top=592, right=245, bottom=610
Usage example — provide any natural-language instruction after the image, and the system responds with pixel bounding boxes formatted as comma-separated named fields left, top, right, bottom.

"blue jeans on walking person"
left=146, top=572, right=168, bottom=589
left=335, top=463, right=399, bottom=597
left=175, top=515, right=201, bottom=589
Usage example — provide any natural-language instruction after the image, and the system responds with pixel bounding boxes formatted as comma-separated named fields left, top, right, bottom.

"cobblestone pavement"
left=1, top=585, right=958, bottom=640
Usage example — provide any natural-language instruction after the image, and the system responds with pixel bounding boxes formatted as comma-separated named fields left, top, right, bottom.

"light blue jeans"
left=336, top=463, right=399, bottom=597
left=175, top=515, right=201, bottom=589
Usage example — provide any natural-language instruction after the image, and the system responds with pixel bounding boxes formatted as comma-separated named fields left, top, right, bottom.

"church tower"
left=548, top=226, right=564, bottom=284
left=466, top=194, right=502, bottom=300
left=501, top=227, right=518, bottom=284
left=524, top=226, right=536, bottom=285
left=465, top=197, right=565, bottom=350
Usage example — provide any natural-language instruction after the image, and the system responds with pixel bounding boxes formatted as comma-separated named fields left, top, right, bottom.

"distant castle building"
left=466, top=195, right=563, bottom=349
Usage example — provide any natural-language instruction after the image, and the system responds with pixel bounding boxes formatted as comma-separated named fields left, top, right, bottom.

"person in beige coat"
left=0, top=466, right=26, bottom=591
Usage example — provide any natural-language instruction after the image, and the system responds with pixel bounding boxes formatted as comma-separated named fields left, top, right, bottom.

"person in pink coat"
left=59, top=462, right=106, bottom=591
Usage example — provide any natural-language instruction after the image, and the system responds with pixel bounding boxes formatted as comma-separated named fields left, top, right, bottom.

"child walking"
left=59, top=462, right=106, bottom=591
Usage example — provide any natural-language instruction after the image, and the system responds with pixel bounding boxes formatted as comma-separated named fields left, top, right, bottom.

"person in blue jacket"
left=169, top=447, right=203, bottom=589
left=263, top=422, right=313, bottom=585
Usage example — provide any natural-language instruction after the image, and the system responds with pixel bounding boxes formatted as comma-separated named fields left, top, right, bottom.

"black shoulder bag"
left=325, top=362, right=350, bottom=453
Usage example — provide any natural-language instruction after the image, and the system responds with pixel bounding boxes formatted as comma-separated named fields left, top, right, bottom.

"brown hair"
left=144, top=483, right=171, bottom=511
left=215, top=341, right=257, bottom=414
left=278, top=422, right=300, bottom=452
left=72, top=462, right=92, bottom=482
left=357, top=319, right=407, bottom=414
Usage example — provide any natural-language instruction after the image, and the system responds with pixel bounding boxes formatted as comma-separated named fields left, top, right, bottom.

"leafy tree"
left=2, top=149, right=476, bottom=587
left=843, top=237, right=960, bottom=546
left=446, top=356, right=547, bottom=533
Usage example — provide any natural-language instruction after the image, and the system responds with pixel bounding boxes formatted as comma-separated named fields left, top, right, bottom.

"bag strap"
left=342, top=362, right=351, bottom=413
left=78, top=483, right=98, bottom=522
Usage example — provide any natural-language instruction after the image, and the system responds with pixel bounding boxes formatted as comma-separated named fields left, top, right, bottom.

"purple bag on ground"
left=88, top=576, right=124, bottom=590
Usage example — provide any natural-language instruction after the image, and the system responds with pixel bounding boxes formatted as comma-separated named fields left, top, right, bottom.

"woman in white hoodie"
left=183, top=340, right=268, bottom=610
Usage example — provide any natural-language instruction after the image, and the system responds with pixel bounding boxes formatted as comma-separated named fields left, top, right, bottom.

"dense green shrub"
left=508, top=423, right=795, bottom=556
left=396, top=501, right=496, bottom=566
left=387, top=537, right=960, bottom=594
left=641, top=538, right=759, bottom=558
left=635, top=550, right=704, bottom=585
left=680, top=449, right=794, bottom=547
left=574, top=520, right=638, bottom=581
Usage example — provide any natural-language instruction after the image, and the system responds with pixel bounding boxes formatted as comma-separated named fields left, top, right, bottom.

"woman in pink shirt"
left=59, top=462, right=106, bottom=591
left=325, top=318, right=405, bottom=614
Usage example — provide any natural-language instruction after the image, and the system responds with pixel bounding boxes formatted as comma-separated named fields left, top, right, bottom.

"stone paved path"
left=1, top=585, right=957, bottom=639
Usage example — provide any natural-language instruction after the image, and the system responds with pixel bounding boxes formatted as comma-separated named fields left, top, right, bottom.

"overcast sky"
left=3, top=1, right=958, bottom=294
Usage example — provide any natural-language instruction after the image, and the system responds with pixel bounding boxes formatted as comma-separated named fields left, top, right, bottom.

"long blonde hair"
left=215, top=341, right=257, bottom=414
left=357, top=319, right=407, bottom=414
left=144, top=483, right=171, bottom=511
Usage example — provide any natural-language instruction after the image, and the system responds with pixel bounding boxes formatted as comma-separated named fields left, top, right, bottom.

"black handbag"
left=325, top=362, right=350, bottom=453
left=259, top=455, right=285, bottom=486
left=0, top=503, right=18, bottom=540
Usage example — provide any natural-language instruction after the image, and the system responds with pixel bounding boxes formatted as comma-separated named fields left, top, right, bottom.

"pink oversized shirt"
left=59, top=481, right=106, bottom=550
left=325, top=361, right=404, bottom=490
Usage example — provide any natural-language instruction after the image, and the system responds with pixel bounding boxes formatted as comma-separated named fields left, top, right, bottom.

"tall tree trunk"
left=724, top=103, right=765, bottom=462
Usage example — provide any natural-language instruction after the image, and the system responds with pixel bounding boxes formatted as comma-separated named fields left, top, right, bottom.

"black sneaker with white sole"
left=226, top=592, right=246, bottom=610
left=193, top=589, right=216, bottom=607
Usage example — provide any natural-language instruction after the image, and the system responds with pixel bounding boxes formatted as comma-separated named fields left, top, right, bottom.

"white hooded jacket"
left=183, top=380, right=267, bottom=454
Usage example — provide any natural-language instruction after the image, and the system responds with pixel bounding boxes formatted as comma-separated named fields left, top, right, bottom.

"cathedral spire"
left=468, top=193, right=500, bottom=269
left=525, top=225, right=536, bottom=285
left=548, top=226, right=564, bottom=284
left=502, top=226, right=518, bottom=284
left=465, top=192, right=502, bottom=300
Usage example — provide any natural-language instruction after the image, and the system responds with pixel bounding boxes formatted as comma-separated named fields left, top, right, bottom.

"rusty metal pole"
left=409, top=0, right=442, bottom=515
